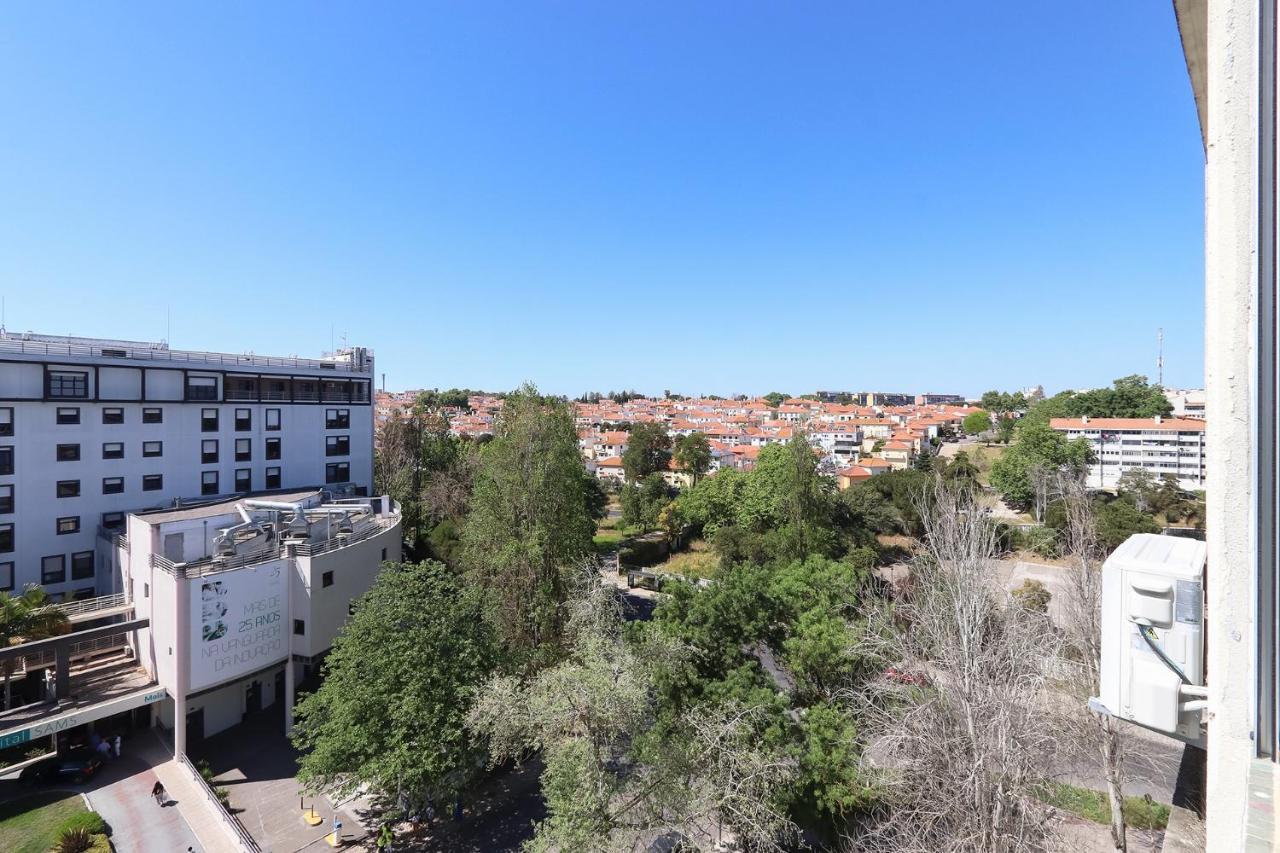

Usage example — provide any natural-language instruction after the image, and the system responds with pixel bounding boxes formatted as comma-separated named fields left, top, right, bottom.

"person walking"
left=113, top=735, right=121, bottom=758
left=151, top=780, right=166, bottom=806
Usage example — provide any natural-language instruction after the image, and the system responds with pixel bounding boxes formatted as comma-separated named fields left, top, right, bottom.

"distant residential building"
left=835, top=465, right=877, bottom=491
left=914, top=393, right=966, bottom=405
left=878, top=440, right=914, bottom=470
left=857, top=392, right=914, bottom=407
left=1165, top=387, right=1207, bottom=420
left=1049, top=416, right=1207, bottom=490
left=595, top=456, right=626, bottom=483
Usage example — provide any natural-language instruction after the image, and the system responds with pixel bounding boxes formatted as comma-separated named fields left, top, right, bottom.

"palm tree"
left=0, top=586, right=71, bottom=710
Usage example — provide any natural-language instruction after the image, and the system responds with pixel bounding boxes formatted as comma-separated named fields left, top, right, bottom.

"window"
left=235, top=438, right=251, bottom=462
left=0, top=524, right=13, bottom=552
left=142, top=474, right=163, bottom=491
left=71, top=551, right=93, bottom=580
left=293, top=619, right=305, bottom=636
left=187, top=375, right=218, bottom=401
left=201, top=408, right=219, bottom=431
left=325, top=462, right=350, bottom=484
left=102, top=408, right=124, bottom=425
left=201, top=471, right=219, bottom=496
left=56, top=516, right=80, bottom=535
left=0, top=408, right=12, bottom=436
left=325, top=436, right=350, bottom=457
left=265, top=467, right=281, bottom=489
left=42, top=555, right=66, bottom=584
left=0, top=446, right=13, bottom=475
left=73, top=587, right=94, bottom=601
left=142, top=407, right=163, bottom=424
left=381, top=548, right=387, bottom=560
left=56, top=407, right=80, bottom=425
left=142, top=441, right=162, bottom=458
left=235, top=468, right=251, bottom=492
left=235, top=408, right=251, bottom=431
left=101, top=512, right=124, bottom=530
left=102, top=442, right=124, bottom=460
left=0, top=562, right=12, bottom=592
left=56, top=443, right=81, bottom=462
left=49, top=370, right=88, bottom=399
left=265, top=408, right=281, bottom=431
left=265, top=437, right=281, bottom=460
left=322, top=570, right=334, bottom=588
left=102, top=477, right=124, bottom=495
left=56, top=480, right=80, bottom=498
left=0, top=485, right=12, bottom=514
left=326, top=409, right=350, bottom=430
left=201, top=439, right=219, bottom=464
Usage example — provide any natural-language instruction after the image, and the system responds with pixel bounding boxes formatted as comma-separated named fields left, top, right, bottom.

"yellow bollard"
left=326, top=830, right=340, bottom=847
left=304, top=807, right=323, bottom=826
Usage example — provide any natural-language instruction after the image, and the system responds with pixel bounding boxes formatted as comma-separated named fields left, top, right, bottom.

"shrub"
left=1011, top=579, right=1051, bottom=614
left=57, top=828, right=94, bottom=853
left=57, top=811, right=110, bottom=837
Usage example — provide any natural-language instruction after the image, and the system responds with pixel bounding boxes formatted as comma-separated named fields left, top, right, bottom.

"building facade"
left=0, top=332, right=374, bottom=598
left=1049, top=416, right=1207, bottom=491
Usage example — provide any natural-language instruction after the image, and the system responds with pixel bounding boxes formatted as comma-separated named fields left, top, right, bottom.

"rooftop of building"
left=1050, top=417, right=1207, bottom=431
left=0, top=330, right=373, bottom=374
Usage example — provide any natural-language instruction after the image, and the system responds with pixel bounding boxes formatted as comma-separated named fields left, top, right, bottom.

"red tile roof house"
left=594, top=456, right=627, bottom=482
left=835, top=465, right=876, bottom=491
left=878, top=440, right=915, bottom=470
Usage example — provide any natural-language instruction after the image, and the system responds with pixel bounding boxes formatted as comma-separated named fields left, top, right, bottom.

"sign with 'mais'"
left=190, top=560, right=287, bottom=692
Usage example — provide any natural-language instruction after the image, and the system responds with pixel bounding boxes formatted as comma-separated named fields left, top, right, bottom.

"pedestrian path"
left=83, top=731, right=204, bottom=853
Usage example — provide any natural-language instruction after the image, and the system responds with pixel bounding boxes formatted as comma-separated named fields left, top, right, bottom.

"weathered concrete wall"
left=1203, top=0, right=1258, bottom=849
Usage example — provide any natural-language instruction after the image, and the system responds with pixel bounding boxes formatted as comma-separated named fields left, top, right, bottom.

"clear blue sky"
left=0, top=3, right=1204, bottom=398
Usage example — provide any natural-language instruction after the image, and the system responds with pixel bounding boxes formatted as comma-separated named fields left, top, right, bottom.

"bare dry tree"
left=846, top=478, right=1064, bottom=853
left=1051, top=473, right=1174, bottom=853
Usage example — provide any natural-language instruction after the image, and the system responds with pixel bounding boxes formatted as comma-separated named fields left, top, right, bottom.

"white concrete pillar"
left=172, top=569, right=190, bottom=758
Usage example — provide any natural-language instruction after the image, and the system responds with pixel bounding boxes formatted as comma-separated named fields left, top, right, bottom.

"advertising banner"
left=190, top=560, right=287, bottom=691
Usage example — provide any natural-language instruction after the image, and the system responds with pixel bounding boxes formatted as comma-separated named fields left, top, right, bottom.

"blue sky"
left=0, top=3, right=1204, bottom=398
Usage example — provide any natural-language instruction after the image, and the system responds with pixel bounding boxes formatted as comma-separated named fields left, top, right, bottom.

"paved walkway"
left=192, top=713, right=366, bottom=852
left=82, top=731, right=204, bottom=853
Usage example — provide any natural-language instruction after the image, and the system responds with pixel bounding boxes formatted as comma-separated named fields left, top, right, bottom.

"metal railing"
left=49, top=592, right=131, bottom=621
left=0, top=335, right=370, bottom=374
left=177, top=752, right=263, bottom=853
left=150, top=516, right=398, bottom=577
left=11, top=632, right=129, bottom=676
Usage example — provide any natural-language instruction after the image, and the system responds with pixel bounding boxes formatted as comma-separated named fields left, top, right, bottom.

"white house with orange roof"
left=594, top=456, right=626, bottom=483
left=878, top=440, right=914, bottom=470
left=835, top=464, right=878, bottom=491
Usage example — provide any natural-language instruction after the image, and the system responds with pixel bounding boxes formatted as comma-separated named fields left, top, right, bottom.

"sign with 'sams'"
left=190, top=561, right=287, bottom=692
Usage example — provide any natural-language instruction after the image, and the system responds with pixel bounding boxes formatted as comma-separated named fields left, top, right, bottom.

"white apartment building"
left=1164, top=387, right=1207, bottom=420
left=0, top=332, right=374, bottom=599
left=1050, top=416, right=1206, bottom=491
left=119, top=490, right=401, bottom=750
left=807, top=426, right=862, bottom=462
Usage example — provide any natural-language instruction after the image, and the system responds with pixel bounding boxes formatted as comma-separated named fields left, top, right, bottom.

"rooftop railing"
left=0, top=336, right=371, bottom=374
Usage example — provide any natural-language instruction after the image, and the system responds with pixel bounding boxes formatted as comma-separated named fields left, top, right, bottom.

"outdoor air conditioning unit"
left=1092, top=533, right=1207, bottom=746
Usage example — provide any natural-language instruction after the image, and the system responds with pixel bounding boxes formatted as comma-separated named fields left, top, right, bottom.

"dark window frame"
left=0, top=561, right=12, bottom=591
left=48, top=370, right=89, bottom=399
left=201, top=408, right=219, bottom=432
left=187, top=376, right=219, bottom=401
left=0, top=484, right=13, bottom=514
left=142, top=474, right=163, bottom=491
left=0, top=408, right=12, bottom=437
left=234, top=408, right=251, bottom=431
left=102, top=477, right=124, bottom=495
left=265, top=437, right=281, bottom=460
left=56, top=407, right=80, bottom=425
left=325, top=462, right=350, bottom=484
left=56, top=443, right=81, bottom=462
left=265, top=408, right=281, bottom=431
left=235, top=468, right=251, bottom=492
left=142, top=407, right=163, bottom=424
left=322, top=570, right=334, bottom=588
left=56, top=480, right=81, bottom=498
left=142, top=441, right=162, bottom=458
left=71, top=551, right=94, bottom=580
left=201, top=439, right=219, bottom=464
left=41, top=554, right=66, bottom=584
left=235, top=438, right=251, bottom=462
left=265, top=466, right=281, bottom=489
left=0, top=524, right=13, bottom=553
left=0, top=446, right=13, bottom=476
left=101, top=512, right=124, bottom=530
left=201, top=471, right=219, bottom=496
left=56, top=516, right=80, bottom=535
left=102, top=407, right=124, bottom=425
left=325, top=409, right=350, bottom=430
left=325, top=435, right=350, bottom=457
left=102, top=442, right=124, bottom=460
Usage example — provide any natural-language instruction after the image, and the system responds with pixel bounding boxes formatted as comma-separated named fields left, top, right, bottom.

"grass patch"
left=0, top=791, right=89, bottom=853
left=655, top=540, right=719, bottom=580
left=1040, top=782, right=1169, bottom=831
left=593, top=529, right=625, bottom=553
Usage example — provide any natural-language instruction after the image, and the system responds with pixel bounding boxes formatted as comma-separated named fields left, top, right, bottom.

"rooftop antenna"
left=1157, top=328, right=1164, bottom=387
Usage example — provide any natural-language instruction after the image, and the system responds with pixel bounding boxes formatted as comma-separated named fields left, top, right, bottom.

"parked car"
left=20, top=750, right=104, bottom=784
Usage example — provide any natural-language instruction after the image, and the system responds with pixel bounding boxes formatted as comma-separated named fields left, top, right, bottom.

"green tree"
left=1116, top=468, right=1159, bottom=513
left=1095, top=497, right=1161, bottom=550
left=944, top=451, right=980, bottom=487
left=962, top=410, right=992, bottom=437
left=620, top=472, right=672, bottom=530
left=763, top=391, right=789, bottom=409
left=0, top=587, right=69, bottom=709
left=293, top=562, right=498, bottom=805
left=621, top=422, right=672, bottom=482
left=462, top=383, right=598, bottom=657
left=672, top=432, right=712, bottom=486
left=989, top=423, right=1094, bottom=511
